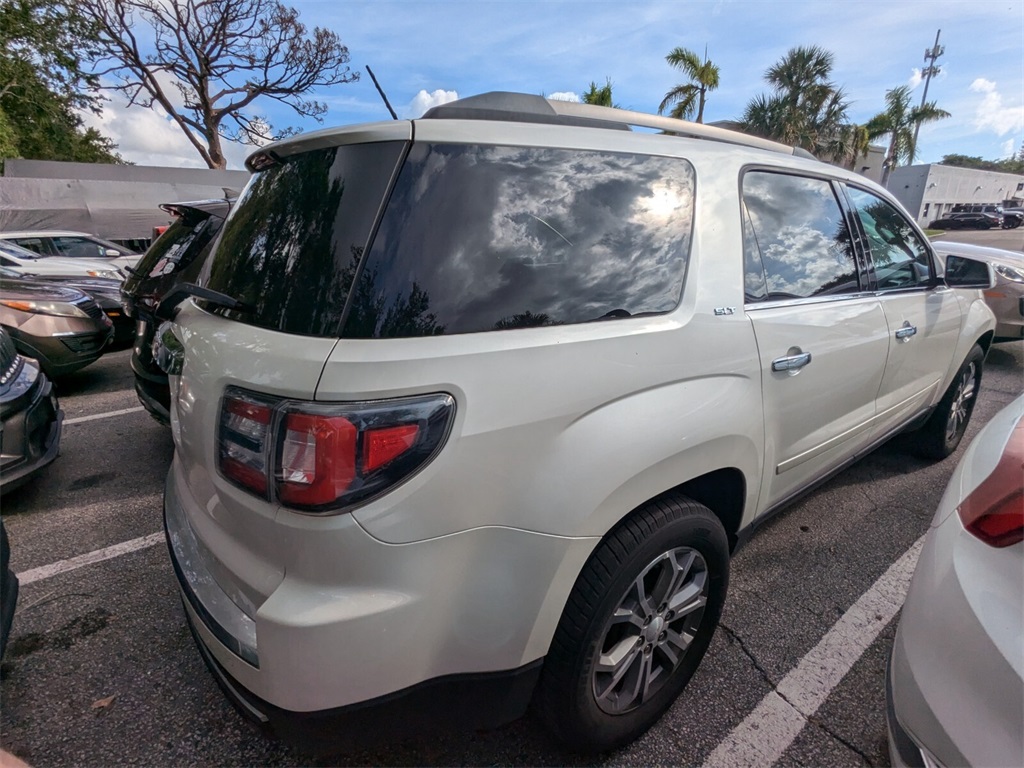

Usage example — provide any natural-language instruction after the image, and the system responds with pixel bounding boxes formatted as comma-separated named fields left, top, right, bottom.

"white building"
left=887, top=164, right=1024, bottom=225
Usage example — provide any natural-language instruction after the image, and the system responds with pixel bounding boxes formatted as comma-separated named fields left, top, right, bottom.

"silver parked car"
left=887, top=393, right=1023, bottom=768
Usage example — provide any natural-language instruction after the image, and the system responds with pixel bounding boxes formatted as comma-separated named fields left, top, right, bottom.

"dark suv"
left=121, top=199, right=233, bottom=423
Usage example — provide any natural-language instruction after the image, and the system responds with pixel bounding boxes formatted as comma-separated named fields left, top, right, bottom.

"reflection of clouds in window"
left=743, top=172, right=856, bottom=299
left=354, top=145, right=695, bottom=336
left=847, top=187, right=929, bottom=284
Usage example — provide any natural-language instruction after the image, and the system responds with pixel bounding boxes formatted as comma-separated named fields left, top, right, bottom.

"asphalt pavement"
left=1, top=332, right=1022, bottom=767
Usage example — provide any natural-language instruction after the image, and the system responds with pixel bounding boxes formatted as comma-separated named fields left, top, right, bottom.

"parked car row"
left=928, top=210, right=1023, bottom=230
left=0, top=231, right=142, bottom=270
left=2, top=96, right=1022, bottom=764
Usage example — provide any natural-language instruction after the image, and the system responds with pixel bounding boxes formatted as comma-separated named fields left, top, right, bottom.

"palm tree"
left=581, top=79, right=616, bottom=108
left=866, top=85, right=950, bottom=184
left=838, top=123, right=871, bottom=170
left=740, top=45, right=849, bottom=159
left=658, top=46, right=720, bottom=123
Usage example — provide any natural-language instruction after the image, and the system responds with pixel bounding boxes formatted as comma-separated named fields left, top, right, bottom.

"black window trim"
left=738, top=165, right=876, bottom=309
left=335, top=138, right=415, bottom=337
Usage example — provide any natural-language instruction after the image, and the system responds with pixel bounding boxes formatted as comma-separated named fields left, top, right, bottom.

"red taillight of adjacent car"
left=957, top=418, right=1024, bottom=548
left=218, top=387, right=455, bottom=513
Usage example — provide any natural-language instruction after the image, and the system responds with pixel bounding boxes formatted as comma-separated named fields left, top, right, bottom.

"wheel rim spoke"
left=592, top=545, right=710, bottom=714
left=946, top=363, right=976, bottom=441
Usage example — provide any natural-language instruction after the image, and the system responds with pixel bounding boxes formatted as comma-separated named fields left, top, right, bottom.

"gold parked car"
left=933, top=241, right=1024, bottom=342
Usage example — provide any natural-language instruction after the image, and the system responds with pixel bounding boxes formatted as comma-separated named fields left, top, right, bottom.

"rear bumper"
left=163, top=456, right=594, bottom=739
left=0, top=360, right=63, bottom=493
left=179, top=596, right=541, bottom=751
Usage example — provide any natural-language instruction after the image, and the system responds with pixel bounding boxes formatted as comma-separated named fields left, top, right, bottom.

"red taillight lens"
left=278, top=413, right=357, bottom=506
left=219, top=393, right=274, bottom=498
left=957, top=419, right=1024, bottom=548
left=364, top=425, right=420, bottom=472
left=217, top=387, right=455, bottom=513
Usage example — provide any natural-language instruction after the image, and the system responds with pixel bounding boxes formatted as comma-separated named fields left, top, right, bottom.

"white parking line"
left=702, top=535, right=926, bottom=768
left=64, top=406, right=145, bottom=425
left=17, top=532, right=164, bottom=586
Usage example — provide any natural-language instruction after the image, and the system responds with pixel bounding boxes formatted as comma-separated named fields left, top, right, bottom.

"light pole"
left=911, top=30, right=943, bottom=162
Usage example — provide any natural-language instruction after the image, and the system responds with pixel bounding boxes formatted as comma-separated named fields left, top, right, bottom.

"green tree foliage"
left=80, top=0, right=359, bottom=169
left=740, top=45, right=850, bottom=160
left=866, top=85, right=950, bottom=181
left=0, top=0, right=121, bottom=162
left=940, top=149, right=1024, bottom=175
left=581, top=79, right=617, bottom=108
left=658, top=46, right=719, bottom=123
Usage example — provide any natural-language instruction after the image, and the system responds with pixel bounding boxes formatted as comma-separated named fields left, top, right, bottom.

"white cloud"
left=970, top=78, right=1024, bottom=136
left=908, top=68, right=923, bottom=89
left=404, top=89, right=459, bottom=118
left=1001, top=138, right=1016, bottom=157
left=548, top=91, right=581, bottom=103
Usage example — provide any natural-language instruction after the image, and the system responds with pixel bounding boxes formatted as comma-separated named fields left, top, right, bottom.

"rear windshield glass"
left=343, top=144, right=695, bottom=338
left=200, top=142, right=406, bottom=336
left=135, top=211, right=221, bottom=280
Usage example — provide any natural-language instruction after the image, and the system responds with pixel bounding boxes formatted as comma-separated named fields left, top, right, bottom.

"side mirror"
left=943, top=255, right=994, bottom=290
left=105, top=248, right=121, bottom=257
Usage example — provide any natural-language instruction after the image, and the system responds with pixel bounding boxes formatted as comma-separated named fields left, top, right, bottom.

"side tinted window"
left=344, top=144, right=695, bottom=338
left=12, top=238, right=46, bottom=255
left=847, top=187, right=932, bottom=290
left=742, top=172, right=859, bottom=300
left=52, top=236, right=105, bottom=258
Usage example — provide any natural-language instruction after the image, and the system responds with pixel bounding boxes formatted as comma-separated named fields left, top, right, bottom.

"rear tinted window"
left=343, top=144, right=695, bottom=338
left=201, top=142, right=406, bottom=336
left=134, top=211, right=222, bottom=280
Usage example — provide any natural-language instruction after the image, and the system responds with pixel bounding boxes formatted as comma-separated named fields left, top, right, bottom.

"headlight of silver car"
left=87, top=269, right=123, bottom=280
left=0, top=299, right=89, bottom=317
left=993, top=263, right=1024, bottom=283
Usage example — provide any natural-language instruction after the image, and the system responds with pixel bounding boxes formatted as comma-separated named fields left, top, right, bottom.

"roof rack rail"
left=421, top=92, right=816, bottom=159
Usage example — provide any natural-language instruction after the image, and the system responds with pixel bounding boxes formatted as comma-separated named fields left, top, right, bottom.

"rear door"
left=743, top=171, right=889, bottom=509
left=844, top=186, right=962, bottom=435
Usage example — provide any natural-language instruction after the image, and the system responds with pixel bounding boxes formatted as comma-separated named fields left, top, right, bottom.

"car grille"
left=73, top=296, right=105, bottom=320
left=60, top=333, right=107, bottom=355
left=0, top=330, right=21, bottom=386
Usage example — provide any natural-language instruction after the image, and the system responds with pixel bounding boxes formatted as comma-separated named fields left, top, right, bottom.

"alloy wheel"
left=592, top=547, right=709, bottom=715
left=946, top=361, right=977, bottom=443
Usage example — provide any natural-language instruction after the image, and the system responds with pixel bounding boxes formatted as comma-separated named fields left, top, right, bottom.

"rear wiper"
left=155, top=283, right=251, bottom=320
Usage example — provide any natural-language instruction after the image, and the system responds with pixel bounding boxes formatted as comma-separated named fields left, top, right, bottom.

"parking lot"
left=1, top=333, right=1022, bottom=766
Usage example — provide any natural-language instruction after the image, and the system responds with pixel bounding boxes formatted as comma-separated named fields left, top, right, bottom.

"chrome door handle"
left=895, top=323, right=918, bottom=341
left=772, top=351, right=812, bottom=372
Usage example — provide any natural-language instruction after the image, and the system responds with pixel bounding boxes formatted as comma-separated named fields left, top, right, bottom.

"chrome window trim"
left=743, top=291, right=880, bottom=312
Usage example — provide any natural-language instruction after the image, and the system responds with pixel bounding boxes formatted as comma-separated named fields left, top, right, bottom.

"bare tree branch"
left=79, top=0, right=358, bottom=168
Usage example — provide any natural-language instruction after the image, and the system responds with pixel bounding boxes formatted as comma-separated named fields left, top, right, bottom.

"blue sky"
left=82, top=0, right=1024, bottom=170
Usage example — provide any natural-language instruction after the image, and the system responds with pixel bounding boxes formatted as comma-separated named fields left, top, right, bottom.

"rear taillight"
left=957, top=418, right=1024, bottom=548
left=218, top=387, right=455, bottom=513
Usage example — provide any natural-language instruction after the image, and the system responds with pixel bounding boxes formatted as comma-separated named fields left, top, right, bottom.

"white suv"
left=159, top=93, right=996, bottom=753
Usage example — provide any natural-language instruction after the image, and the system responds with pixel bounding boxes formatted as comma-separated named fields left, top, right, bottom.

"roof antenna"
left=366, top=65, right=398, bottom=120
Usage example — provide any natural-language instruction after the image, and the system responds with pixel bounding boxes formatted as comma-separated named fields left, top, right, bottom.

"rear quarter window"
left=343, top=144, right=696, bottom=338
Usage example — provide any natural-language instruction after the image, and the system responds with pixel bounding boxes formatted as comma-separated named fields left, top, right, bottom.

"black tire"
left=915, top=344, right=984, bottom=460
left=536, top=495, right=729, bottom=753
left=1, top=521, right=17, bottom=660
